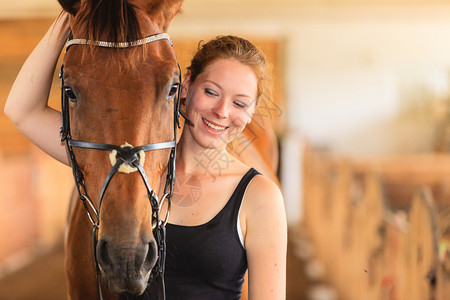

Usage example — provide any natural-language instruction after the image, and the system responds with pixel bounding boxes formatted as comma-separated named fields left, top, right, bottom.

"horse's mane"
left=75, top=0, right=142, bottom=43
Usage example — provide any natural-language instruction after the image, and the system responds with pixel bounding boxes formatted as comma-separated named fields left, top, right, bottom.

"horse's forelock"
left=66, top=0, right=146, bottom=67
left=74, top=0, right=142, bottom=43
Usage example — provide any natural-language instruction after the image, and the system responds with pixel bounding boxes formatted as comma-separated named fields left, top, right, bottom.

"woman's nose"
left=212, top=99, right=230, bottom=119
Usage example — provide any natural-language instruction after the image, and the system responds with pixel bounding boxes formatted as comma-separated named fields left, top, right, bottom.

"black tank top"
left=143, top=168, right=260, bottom=300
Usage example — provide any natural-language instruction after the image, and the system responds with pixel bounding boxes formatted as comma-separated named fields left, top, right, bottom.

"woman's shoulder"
left=241, top=171, right=285, bottom=223
left=222, top=157, right=282, bottom=205
left=246, top=172, right=283, bottom=203
left=241, top=171, right=287, bottom=244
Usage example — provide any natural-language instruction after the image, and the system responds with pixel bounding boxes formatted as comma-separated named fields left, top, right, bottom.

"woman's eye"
left=168, top=83, right=179, bottom=98
left=234, top=101, right=248, bottom=108
left=204, top=88, right=218, bottom=96
left=64, top=87, right=77, bottom=103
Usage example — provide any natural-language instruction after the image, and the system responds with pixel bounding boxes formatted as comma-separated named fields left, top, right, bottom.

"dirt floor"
left=0, top=242, right=67, bottom=300
left=0, top=227, right=313, bottom=300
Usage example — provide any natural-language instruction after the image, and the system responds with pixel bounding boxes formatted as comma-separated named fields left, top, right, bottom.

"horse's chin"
left=101, top=270, right=151, bottom=296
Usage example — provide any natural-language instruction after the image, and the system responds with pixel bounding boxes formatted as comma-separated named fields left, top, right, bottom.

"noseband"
left=60, top=32, right=184, bottom=300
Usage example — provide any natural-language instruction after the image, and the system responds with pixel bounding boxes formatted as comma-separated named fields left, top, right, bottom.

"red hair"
left=187, top=35, right=271, bottom=104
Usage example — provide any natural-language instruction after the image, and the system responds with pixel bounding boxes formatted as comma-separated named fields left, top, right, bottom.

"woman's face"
left=182, top=58, right=257, bottom=149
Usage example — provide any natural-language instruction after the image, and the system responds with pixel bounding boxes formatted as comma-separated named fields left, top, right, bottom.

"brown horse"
left=59, top=0, right=184, bottom=298
left=58, top=0, right=279, bottom=299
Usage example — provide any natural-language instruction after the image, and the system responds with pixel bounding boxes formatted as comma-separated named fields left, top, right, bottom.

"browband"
left=66, top=32, right=172, bottom=50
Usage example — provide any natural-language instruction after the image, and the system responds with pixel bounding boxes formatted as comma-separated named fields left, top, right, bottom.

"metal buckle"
left=158, top=193, right=171, bottom=227
left=80, top=194, right=100, bottom=226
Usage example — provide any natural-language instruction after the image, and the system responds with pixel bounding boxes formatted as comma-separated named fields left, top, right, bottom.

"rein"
left=60, top=32, right=185, bottom=300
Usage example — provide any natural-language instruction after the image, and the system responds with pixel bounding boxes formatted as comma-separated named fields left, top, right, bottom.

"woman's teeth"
left=203, top=118, right=226, bottom=131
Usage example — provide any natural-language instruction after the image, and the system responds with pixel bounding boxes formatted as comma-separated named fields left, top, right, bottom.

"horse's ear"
left=58, top=0, right=81, bottom=15
left=136, top=0, right=185, bottom=32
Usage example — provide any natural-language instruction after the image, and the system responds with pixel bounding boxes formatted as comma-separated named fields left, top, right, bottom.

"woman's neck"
left=175, top=132, right=229, bottom=176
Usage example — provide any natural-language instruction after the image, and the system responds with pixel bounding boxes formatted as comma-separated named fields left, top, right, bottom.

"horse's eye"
left=168, top=83, right=179, bottom=99
left=64, top=87, right=77, bottom=103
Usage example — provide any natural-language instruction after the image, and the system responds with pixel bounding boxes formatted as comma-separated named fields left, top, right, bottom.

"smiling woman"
left=3, top=7, right=286, bottom=300
left=142, top=35, right=287, bottom=300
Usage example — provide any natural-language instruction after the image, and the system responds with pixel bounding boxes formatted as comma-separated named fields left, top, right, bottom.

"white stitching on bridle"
left=66, top=32, right=172, bottom=49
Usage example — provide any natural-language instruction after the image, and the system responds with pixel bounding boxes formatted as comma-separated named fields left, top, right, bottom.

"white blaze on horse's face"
left=184, top=59, right=258, bottom=150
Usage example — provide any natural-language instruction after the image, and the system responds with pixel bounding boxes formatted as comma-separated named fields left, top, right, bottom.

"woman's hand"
left=4, top=13, right=70, bottom=165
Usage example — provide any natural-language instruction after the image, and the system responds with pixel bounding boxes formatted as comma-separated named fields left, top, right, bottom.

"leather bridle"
left=60, top=32, right=188, bottom=300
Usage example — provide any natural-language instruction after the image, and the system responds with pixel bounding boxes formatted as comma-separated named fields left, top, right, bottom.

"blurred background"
left=1, top=0, right=450, bottom=299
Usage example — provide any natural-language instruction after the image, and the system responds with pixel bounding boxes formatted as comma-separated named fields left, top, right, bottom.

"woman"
left=4, top=15, right=287, bottom=300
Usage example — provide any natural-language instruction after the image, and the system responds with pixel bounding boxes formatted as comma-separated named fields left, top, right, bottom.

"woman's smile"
left=202, top=117, right=228, bottom=134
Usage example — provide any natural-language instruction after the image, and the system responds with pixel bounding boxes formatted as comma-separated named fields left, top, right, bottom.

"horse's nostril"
left=97, top=239, right=112, bottom=272
left=142, top=238, right=158, bottom=272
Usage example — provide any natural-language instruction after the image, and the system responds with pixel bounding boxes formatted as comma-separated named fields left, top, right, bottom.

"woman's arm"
left=243, top=175, right=287, bottom=299
left=4, top=14, right=70, bottom=165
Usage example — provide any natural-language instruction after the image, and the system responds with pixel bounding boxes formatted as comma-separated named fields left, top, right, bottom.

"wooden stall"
left=303, top=147, right=450, bottom=300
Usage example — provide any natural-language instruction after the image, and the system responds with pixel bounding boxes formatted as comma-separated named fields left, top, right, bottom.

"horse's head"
left=58, top=0, right=183, bottom=295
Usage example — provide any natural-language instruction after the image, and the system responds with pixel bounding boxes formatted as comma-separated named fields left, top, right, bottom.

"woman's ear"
left=180, top=71, right=191, bottom=99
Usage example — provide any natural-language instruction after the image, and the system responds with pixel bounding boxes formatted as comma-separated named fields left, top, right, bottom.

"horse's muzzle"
left=96, top=235, right=158, bottom=295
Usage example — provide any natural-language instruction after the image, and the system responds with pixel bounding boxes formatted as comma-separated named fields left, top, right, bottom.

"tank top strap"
left=230, top=168, right=261, bottom=213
